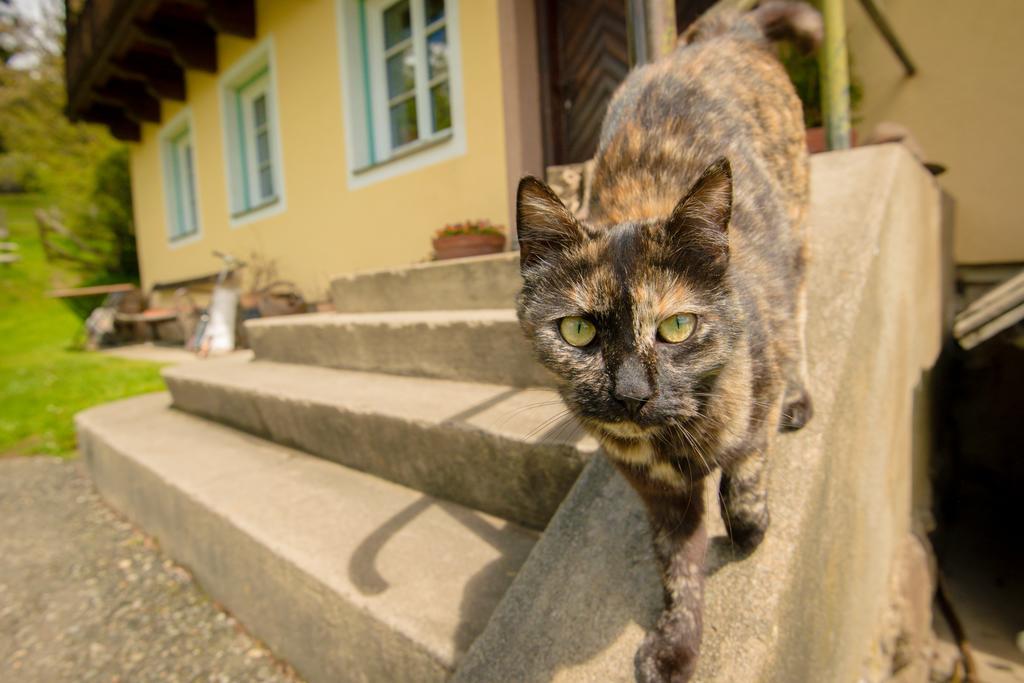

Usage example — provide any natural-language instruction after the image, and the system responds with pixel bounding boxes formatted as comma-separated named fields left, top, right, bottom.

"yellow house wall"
left=845, top=0, right=1024, bottom=264
left=131, top=0, right=510, bottom=299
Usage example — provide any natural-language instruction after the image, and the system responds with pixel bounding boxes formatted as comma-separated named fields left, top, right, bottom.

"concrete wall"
left=452, top=146, right=946, bottom=682
left=846, top=0, right=1024, bottom=264
left=130, top=0, right=515, bottom=298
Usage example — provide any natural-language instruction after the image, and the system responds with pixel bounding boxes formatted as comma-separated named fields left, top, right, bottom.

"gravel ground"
left=0, top=456, right=303, bottom=683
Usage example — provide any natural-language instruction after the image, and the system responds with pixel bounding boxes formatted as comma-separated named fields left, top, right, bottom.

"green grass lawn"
left=0, top=194, right=166, bottom=457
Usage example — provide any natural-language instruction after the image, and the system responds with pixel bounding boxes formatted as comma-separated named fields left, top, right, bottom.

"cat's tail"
left=681, top=1, right=823, bottom=55
left=752, top=1, right=823, bottom=53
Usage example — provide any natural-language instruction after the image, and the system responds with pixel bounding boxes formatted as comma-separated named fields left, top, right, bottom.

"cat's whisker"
left=493, top=400, right=570, bottom=428
left=517, top=411, right=567, bottom=440
left=521, top=410, right=572, bottom=440
left=519, top=409, right=574, bottom=442
left=550, top=417, right=587, bottom=444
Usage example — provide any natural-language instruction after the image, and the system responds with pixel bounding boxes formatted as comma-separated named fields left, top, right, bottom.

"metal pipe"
left=626, top=0, right=649, bottom=67
left=645, top=0, right=677, bottom=61
left=819, top=0, right=852, bottom=150
left=627, top=0, right=678, bottom=66
left=857, top=0, right=916, bottom=76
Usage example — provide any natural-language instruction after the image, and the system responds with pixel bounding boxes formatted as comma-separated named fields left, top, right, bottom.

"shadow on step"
left=442, top=389, right=523, bottom=424
left=348, top=493, right=537, bottom=655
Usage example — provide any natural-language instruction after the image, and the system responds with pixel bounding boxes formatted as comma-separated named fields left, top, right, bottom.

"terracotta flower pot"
left=432, top=233, right=506, bottom=260
left=806, top=127, right=827, bottom=154
left=806, top=127, right=858, bottom=154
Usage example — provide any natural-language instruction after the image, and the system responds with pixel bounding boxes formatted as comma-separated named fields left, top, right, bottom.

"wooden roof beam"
left=208, top=0, right=256, bottom=39
left=110, top=52, right=187, bottom=101
left=94, top=78, right=162, bottom=123
left=135, top=16, right=217, bottom=73
left=80, top=104, right=142, bottom=142
left=145, top=0, right=256, bottom=38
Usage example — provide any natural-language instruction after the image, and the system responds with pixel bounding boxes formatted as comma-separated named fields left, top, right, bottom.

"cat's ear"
left=516, top=176, right=585, bottom=271
left=663, top=158, right=732, bottom=277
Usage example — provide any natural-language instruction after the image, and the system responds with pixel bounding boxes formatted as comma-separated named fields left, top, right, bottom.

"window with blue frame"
left=222, top=45, right=284, bottom=219
left=161, top=118, right=200, bottom=242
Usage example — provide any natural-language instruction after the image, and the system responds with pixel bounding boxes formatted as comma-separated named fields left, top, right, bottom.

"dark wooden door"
left=537, top=0, right=629, bottom=166
left=535, top=0, right=719, bottom=166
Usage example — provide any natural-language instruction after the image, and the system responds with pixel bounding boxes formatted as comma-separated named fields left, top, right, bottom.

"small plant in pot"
left=432, top=219, right=507, bottom=260
left=778, top=40, right=862, bottom=153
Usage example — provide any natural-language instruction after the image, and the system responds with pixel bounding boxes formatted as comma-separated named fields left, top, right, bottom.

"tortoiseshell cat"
left=515, top=3, right=822, bottom=681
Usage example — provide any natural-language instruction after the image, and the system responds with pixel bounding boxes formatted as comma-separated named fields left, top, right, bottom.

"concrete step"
left=163, top=358, right=597, bottom=530
left=76, top=393, right=538, bottom=683
left=330, top=251, right=521, bottom=312
left=245, top=309, right=557, bottom=388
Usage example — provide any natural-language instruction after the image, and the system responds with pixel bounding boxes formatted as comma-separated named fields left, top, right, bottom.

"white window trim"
left=159, top=109, right=203, bottom=248
left=335, top=0, right=466, bottom=190
left=218, top=37, right=288, bottom=228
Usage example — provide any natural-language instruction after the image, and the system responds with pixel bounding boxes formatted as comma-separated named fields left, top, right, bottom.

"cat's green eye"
left=559, top=316, right=597, bottom=347
left=657, top=313, right=697, bottom=343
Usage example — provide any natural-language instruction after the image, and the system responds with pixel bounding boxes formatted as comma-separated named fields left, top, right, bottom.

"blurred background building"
left=63, top=0, right=1024, bottom=299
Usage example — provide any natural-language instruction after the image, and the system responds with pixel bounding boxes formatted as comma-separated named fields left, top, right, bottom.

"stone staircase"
left=77, top=145, right=948, bottom=683
left=78, top=249, right=599, bottom=682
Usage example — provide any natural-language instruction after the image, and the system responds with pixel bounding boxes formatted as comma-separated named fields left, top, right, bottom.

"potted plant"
left=432, top=219, right=507, bottom=260
left=778, top=42, right=862, bottom=153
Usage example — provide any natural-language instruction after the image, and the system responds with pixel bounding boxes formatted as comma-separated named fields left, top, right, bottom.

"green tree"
left=0, top=0, right=136, bottom=280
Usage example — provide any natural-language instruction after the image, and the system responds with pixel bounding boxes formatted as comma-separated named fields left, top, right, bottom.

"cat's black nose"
left=616, top=394, right=650, bottom=417
left=613, top=356, right=654, bottom=417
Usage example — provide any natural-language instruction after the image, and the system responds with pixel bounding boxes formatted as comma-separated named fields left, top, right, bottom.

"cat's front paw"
left=780, top=387, right=813, bottom=431
left=725, top=512, right=768, bottom=554
left=634, top=621, right=699, bottom=683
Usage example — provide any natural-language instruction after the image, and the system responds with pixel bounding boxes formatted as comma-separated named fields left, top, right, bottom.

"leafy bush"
left=81, top=147, right=138, bottom=279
